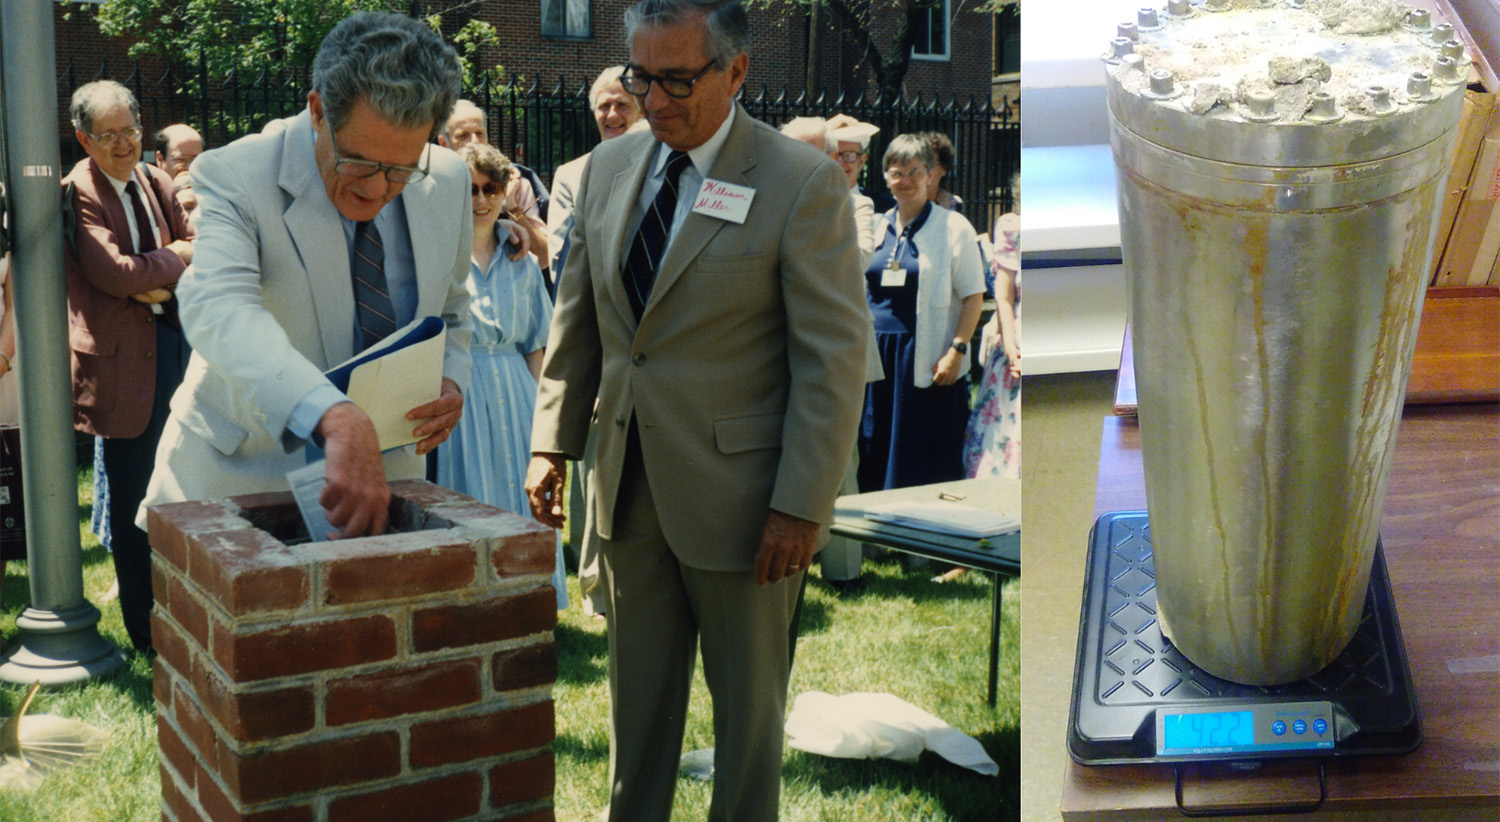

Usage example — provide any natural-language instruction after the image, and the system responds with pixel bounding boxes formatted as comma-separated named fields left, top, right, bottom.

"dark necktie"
left=125, top=178, right=182, bottom=328
left=123, top=180, right=158, bottom=252
left=351, top=220, right=397, bottom=351
left=623, top=150, right=693, bottom=320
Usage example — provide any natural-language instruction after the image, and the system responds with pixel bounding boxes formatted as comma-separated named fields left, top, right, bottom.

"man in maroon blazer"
left=63, top=79, right=195, bottom=654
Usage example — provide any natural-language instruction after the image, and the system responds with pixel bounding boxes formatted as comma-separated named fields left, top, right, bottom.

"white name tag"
left=691, top=178, right=755, bottom=224
left=880, top=268, right=908, bottom=287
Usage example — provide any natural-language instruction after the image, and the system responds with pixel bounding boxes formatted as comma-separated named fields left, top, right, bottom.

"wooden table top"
left=1061, top=403, right=1500, bottom=817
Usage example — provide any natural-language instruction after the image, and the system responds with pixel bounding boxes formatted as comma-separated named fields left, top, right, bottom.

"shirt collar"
left=648, top=104, right=736, bottom=182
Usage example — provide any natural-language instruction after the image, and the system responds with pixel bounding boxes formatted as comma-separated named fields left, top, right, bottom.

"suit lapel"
left=132, top=166, right=168, bottom=243
left=87, top=159, right=133, bottom=249
left=643, top=106, right=756, bottom=319
left=601, top=136, right=657, bottom=329
left=278, top=111, right=355, bottom=367
left=401, top=156, right=446, bottom=318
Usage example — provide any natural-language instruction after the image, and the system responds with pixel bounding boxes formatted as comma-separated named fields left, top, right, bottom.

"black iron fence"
left=59, top=59, right=1019, bottom=221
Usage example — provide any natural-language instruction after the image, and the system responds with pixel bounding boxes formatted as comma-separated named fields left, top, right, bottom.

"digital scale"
left=1068, top=513, right=1421, bottom=814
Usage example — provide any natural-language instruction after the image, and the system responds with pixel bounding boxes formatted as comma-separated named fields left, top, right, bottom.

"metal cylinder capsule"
left=1105, top=3, right=1464, bottom=685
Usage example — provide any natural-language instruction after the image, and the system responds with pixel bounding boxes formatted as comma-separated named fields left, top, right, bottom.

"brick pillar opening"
left=147, top=480, right=559, bottom=822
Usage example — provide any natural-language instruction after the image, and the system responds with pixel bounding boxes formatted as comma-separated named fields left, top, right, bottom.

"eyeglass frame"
left=836, top=150, right=866, bottom=163
left=471, top=179, right=506, bottom=199
left=86, top=125, right=144, bottom=148
left=328, top=126, right=430, bottom=185
left=883, top=165, right=930, bottom=183
left=619, top=60, right=717, bottom=99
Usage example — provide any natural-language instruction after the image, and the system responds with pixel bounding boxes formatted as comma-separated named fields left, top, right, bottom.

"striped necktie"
left=351, top=220, right=397, bottom=351
left=623, top=149, right=693, bottom=321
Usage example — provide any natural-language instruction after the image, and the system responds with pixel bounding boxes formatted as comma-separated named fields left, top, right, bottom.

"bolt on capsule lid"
left=1103, top=0, right=1468, bottom=166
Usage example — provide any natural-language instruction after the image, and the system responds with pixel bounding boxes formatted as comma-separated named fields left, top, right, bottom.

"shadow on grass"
left=556, top=621, right=609, bottom=685
left=788, top=721, right=1020, bottom=821
left=553, top=728, right=610, bottom=764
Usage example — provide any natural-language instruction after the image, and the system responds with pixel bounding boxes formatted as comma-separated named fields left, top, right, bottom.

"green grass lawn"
left=0, top=468, right=1018, bottom=821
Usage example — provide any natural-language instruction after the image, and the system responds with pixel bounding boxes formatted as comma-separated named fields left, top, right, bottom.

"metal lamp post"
left=0, top=0, right=128, bottom=684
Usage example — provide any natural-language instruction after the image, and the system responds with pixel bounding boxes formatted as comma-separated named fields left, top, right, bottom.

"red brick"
left=412, top=589, right=557, bottom=652
left=489, top=752, right=555, bottom=809
left=196, top=760, right=315, bottom=822
left=152, top=561, right=172, bottom=613
left=157, top=715, right=198, bottom=793
left=160, top=762, right=201, bottom=822
left=218, top=732, right=401, bottom=804
left=327, top=772, right=483, bottom=822
left=213, top=614, right=397, bottom=681
left=189, top=527, right=310, bottom=616
left=488, top=527, right=559, bottom=578
left=497, top=811, right=556, bottom=822
left=492, top=640, right=558, bottom=692
left=174, top=683, right=219, bottom=769
left=153, top=611, right=194, bottom=682
left=147, top=499, right=243, bottom=573
left=168, top=574, right=211, bottom=649
left=409, top=701, right=554, bottom=768
left=320, top=532, right=478, bottom=605
left=191, top=659, right=315, bottom=743
left=153, top=661, right=174, bottom=710
left=326, top=658, right=481, bottom=726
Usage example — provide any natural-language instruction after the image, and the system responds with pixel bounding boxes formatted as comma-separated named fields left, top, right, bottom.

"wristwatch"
left=950, top=339, right=968, bottom=355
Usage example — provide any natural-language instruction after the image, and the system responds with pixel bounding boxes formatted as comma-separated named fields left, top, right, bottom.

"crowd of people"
left=0, top=2, right=1019, bottom=819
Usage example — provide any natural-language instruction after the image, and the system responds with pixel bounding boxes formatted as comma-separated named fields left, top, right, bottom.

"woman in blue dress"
left=437, top=143, right=567, bottom=609
left=859, top=134, right=987, bottom=492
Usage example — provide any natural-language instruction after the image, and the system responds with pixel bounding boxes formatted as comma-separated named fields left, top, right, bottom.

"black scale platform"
left=1068, top=512, right=1421, bottom=766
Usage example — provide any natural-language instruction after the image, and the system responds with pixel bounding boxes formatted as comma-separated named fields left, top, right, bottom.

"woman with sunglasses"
left=859, top=134, right=986, bottom=499
left=435, top=142, right=567, bottom=609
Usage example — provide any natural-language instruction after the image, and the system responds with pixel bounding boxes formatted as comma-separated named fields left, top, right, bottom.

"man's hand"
left=525, top=453, right=567, bottom=528
left=166, top=238, right=193, bottom=265
left=498, top=219, right=531, bottom=261
left=130, top=287, right=174, bottom=304
left=754, top=510, right=820, bottom=585
left=314, top=402, right=389, bottom=539
left=407, top=377, right=463, bottom=456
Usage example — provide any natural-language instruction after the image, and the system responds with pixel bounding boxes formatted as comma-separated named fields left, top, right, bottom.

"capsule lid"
left=1104, top=0, right=1467, bottom=165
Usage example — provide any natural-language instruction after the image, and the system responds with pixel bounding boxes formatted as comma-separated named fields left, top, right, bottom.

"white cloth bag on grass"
left=784, top=691, right=999, bottom=776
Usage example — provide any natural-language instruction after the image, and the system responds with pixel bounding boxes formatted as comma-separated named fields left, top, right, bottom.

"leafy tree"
left=87, top=0, right=506, bottom=85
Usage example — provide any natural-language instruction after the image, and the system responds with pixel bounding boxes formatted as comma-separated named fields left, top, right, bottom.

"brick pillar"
left=147, top=480, right=559, bottom=822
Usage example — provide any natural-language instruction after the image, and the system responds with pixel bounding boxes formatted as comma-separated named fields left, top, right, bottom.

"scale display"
left=1156, top=702, right=1334, bottom=758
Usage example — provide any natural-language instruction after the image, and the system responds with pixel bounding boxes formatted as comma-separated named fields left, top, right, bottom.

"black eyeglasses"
left=471, top=180, right=505, bottom=199
left=836, top=150, right=865, bottom=163
left=620, top=61, right=716, bottom=99
left=329, top=128, right=429, bottom=184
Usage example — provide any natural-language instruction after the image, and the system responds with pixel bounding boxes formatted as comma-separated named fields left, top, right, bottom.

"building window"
left=911, top=0, right=950, bottom=61
left=542, top=0, right=590, bottom=39
left=994, top=8, right=1020, bottom=76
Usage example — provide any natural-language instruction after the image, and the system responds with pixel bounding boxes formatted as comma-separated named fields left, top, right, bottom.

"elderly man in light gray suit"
left=142, top=13, right=473, bottom=538
left=527, top=1, right=869, bottom=819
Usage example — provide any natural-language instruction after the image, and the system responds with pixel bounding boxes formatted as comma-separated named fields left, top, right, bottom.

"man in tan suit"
left=526, top=1, right=867, bottom=819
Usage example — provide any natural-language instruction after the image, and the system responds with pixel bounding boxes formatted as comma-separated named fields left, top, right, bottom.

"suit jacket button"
left=145, top=351, right=154, bottom=360
left=615, top=417, right=625, bottom=428
left=631, top=353, right=646, bottom=366
left=145, top=314, right=155, bottom=324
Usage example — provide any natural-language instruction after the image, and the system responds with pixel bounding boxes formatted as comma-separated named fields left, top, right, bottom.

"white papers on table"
left=864, top=501, right=1019, bottom=539
left=324, top=316, right=446, bottom=452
